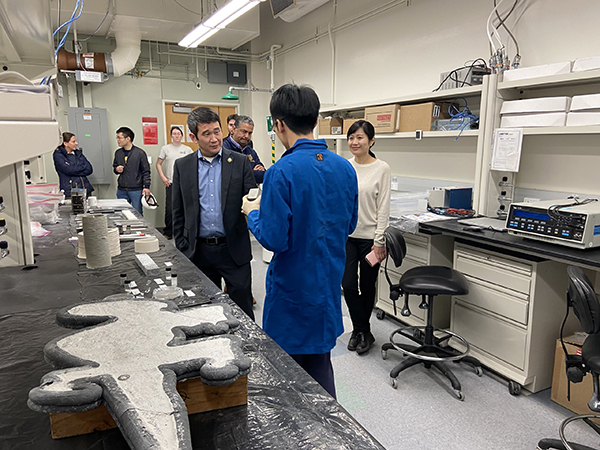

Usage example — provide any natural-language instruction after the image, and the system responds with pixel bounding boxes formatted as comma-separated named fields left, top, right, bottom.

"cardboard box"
left=551, top=335, right=600, bottom=423
left=503, top=61, right=572, bottom=82
left=500, top=112, right=567, bottom=128
left=501, top=97, right=570, bottom=114
left=318, top=117, right=343, bottom=135
left=567, top=112, right=600, bottom=126
left=365, top=105, right=400, bottom=133
left=398, top=102, right=451, bottom=132
left=343, top=118, right=364, bottom=134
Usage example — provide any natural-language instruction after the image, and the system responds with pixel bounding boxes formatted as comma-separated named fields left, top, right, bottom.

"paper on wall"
left=491, top=128, right=523, bottom=172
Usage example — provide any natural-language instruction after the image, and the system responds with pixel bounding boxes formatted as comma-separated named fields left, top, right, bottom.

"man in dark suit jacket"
left=172, top=107, right=257, bottom=319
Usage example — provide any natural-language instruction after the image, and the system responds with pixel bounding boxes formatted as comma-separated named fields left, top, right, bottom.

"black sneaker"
left=347, top=330, right=359, bottom=351
left=356, top=332, right=375, bottom=355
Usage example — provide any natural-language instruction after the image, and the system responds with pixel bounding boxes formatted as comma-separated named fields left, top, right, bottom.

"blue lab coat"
left=247, top=139, right=358, bottom=354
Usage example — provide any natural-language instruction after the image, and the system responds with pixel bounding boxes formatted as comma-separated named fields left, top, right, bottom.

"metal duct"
left=56, top=17, right=141, bottom=78
left=108, top=27, right=141, bottom=77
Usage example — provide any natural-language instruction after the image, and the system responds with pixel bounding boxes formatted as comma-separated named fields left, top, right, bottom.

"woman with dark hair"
left=342, top=120, right=391, bottom=355
left=53, top=132, right=94, bottom=197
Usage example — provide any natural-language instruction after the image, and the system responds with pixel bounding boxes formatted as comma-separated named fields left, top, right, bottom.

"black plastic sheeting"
left=0, top=207, right=384, bottom=450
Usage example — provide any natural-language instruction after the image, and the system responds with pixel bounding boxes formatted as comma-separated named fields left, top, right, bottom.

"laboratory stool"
left=381, top=227, right=482, bottom=401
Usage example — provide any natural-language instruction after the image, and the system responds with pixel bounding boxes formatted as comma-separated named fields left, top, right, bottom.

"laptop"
left=457, top=216, right=507, bottom=232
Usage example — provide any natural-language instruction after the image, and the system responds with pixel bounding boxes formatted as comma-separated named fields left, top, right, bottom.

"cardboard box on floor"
left=318, top=117, right=343, bottom=135
left=365, top=105, right=400, bottom=133
left=399, top=102, right=451, bottom=132
left=551, top=334, right=600, bottom=423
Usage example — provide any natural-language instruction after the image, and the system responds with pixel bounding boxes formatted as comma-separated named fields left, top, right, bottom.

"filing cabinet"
left=451, top=242, right=573, bottom=393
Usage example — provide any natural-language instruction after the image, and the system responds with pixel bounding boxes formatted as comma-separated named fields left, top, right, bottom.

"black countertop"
left=0, top=206, right=384, bottom=450
left=420, top=219, right=600, bottom=269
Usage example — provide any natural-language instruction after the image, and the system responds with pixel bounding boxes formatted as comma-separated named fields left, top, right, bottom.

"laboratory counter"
left=419, top=218, right=600, bottom=270
left=0, top=206, right=384, bottom=450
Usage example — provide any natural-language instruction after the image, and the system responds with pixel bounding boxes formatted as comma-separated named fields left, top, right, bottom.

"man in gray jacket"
left=113, top=127, right=151, bottom=215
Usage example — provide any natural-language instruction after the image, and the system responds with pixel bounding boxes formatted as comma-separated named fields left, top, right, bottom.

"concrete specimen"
left=28, top=296, right=250, bottom=450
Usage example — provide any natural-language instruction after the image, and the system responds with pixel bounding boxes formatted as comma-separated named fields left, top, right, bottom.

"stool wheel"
left=454, top=390, right=465, bottom=401
left=381, top=349, right=388, bottom=360
left=390, top=378, right=398, bottom=389
left=376, top=309, right=386, bottom=320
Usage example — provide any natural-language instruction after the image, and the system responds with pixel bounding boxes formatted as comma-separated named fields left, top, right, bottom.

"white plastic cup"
left=88, top=196, right=98, bottom=207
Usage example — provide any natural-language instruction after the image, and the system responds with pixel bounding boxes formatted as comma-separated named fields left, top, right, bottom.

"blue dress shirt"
left=197, top=150, right=225, bottom=237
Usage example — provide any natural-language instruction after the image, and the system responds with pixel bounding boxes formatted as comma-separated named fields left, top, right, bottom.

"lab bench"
left=0, top=206, right=384, bottom=450
left=409, top=219, right=599, bottom=394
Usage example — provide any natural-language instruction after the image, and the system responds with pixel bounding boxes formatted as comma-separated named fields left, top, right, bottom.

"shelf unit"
left=319, top=80, right=491, bottom=212
left=479, top=70, right=600, bottom=218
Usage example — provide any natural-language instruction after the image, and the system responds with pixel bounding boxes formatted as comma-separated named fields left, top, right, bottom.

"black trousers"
left=290, top=352, right=336, bottom=399
left=164, top=185, right=173, bottom=237
left=342, top=237, right=380, bottom=334
left=192, top=240, right=255, bottom=320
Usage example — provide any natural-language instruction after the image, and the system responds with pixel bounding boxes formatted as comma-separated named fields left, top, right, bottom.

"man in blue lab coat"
left=242, top=84, right=358, bottom=398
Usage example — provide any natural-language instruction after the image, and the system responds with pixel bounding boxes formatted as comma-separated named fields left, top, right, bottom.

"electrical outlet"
left=524, top=197, right=540, bottom=203
left=391, top=176, right=399, bottom=191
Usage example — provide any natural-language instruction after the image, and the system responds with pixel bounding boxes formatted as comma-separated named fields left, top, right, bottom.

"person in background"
left=53, top=132, right=94, bottom=198
left=222, top=115, right=267, bottom=184
left=156, top=126, right=193, bottom=239
left=226, top=114, right=238, bottom=137
left=342, top=120, right=391, bottom=355
left=242, top=84, right=358, bottom=398
left=112, top=127, right=151, bottom=215
left=171, top=107, right=256, bottom=319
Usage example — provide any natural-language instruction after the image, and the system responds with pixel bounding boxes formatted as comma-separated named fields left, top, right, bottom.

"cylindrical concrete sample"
left=82, top=214, right=111, bottom=269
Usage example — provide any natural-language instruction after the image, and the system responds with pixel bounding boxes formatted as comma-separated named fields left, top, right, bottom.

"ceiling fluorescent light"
left=218, top=1, right=259, bottom=29
left=179, top=24, right=213, bottom=48
left=179, top=0, right=262, bottom=48
left=189, top=28, right=220, bottom=48
left=204, top=0, right=251, bottom=28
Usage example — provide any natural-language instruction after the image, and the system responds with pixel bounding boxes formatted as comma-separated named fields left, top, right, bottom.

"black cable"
left=433, top=59, right=488, bottom=92
left=172, top=0, right=202, bottom=15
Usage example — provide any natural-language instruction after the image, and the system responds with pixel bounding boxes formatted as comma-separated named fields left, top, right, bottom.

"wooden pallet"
left=49, top=375, right=248, bottom=439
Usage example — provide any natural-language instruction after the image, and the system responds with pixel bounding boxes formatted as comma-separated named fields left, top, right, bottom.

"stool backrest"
left=384, top=226, right=406, bottom=268
left=567, top=266, right=600, bottom=335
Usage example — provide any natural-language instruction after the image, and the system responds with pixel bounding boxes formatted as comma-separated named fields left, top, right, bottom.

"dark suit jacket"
left=171, top=148, right=257, bottom=266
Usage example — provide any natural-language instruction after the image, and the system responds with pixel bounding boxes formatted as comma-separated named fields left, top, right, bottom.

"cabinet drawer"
left=405, top=240, right=428, bottom=264
left=452, top=301, right=527, bottom=370
left=455, top=250, right=532, bottom=294
left=457, top=275, right=530, bottom=325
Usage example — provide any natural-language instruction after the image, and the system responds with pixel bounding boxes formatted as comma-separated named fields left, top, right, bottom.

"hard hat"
left=141, top=193, right=159, bottom=210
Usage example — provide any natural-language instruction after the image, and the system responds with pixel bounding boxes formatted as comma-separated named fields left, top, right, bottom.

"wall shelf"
left=498, top=69, right=600, bottom=92
left=320, top=85, right=483, bottom=114
left=319, top=130, right=479, bottom=140
left=520, top=125, right=600, bottom=136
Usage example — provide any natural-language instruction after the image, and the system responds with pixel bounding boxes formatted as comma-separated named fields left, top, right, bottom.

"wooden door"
left=164, top=103, right=237, bottom=152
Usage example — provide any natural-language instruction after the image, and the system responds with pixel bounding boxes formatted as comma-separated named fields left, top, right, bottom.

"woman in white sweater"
left=342, top=120, right=391, bottom=355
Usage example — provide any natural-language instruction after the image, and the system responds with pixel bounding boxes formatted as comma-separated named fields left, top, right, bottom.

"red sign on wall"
left=142, top=117, right=158, bottom=145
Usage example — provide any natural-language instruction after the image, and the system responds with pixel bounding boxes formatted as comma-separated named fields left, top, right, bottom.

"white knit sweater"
left=348, top=157, right=391, bottom=247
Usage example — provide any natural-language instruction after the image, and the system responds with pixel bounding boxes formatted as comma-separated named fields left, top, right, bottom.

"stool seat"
left=583, top=333, right=600, bottom=374
left=400, top=266, right=469, bottom=297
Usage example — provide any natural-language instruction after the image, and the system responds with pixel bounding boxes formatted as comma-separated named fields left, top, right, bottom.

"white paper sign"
left=491, top=128, right=523, bottom=172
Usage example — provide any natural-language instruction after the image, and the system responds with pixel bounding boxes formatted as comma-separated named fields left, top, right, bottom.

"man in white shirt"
left=156, top=126, right=193, bottom=239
